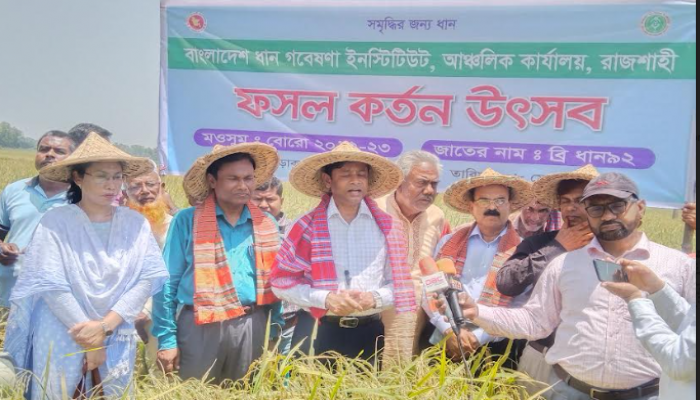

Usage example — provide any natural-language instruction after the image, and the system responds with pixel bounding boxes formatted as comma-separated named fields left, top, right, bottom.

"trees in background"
left=0, top=121, right=158, bottom=162
left=0, top=122, right=35, bottom=149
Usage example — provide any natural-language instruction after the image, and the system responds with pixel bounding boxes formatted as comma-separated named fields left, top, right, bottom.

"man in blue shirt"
left=0, top=131, right=75, bottom=309
left=152, top=143, right=284, bottom=384
left=426, top=169, right=532, bottom=368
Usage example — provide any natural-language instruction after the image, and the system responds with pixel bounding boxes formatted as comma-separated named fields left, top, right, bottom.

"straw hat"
left=183, top=143, right=280, bottom=202
left=444, top=168, right=534, bottom=214
left=40, top=133, right=154, bottom=183
left=289, top=141, right=403, bottom=199
left=533, top=165, right=600, bottom=208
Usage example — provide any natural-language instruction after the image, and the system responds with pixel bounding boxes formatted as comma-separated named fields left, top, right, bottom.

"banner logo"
left=642, top=12, right=671, bottom=37
left=187, top=13, right=207, bottom=33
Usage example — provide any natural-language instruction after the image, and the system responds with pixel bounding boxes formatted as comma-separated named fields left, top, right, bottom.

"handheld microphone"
left=436, top=259, right=466, bottom=327
left=420, top=257, right=464, bottom=334
left=421, top=258, right=475, bottom=383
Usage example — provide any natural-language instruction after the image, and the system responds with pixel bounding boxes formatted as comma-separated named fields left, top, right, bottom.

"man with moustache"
left=426, top=169, right=533, bottom=363
left=446, top=172, right=695, bottom=400
left=497, top=165, right=598, bottom=391
left=126, top=169, right=175, bottom=248
left=152, top=143, right=284, bottom=383
left=0, top=131, right=75, bottom=310
left=376, top=151, right=450, bottom=359
left=271, top=142, right=416, bottom=362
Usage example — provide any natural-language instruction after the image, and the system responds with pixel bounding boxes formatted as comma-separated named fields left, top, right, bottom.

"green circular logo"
left=642, top=12, right=671, bottom=36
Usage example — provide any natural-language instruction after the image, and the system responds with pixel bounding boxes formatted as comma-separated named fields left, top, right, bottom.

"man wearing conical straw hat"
left=151, top=143, right=284, bottom=384
left=497, top=165, right=598, bottom=393
left=270, top=142, right=416, bottom=362
left=427, top=168, right=532, bottom=364
left=5, top=133, right=169, bottom=398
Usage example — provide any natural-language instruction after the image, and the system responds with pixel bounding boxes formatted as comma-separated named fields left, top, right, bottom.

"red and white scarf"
left=271, top=194, right=417, bottom=319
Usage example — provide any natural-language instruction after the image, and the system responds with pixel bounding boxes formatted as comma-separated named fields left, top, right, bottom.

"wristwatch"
left=372, top=291, right=384, bottom=309
left=101, top=321, right=114, bottom=337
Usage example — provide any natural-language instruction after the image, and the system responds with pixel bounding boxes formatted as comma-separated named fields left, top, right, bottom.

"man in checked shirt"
left=442, top=172, right=696, bottom=400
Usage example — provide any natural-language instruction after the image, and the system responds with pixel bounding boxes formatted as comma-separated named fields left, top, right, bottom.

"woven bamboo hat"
left=40, top=133, right=154, bottom=183
left=533, top=165, right=600, bottom=208
left=183, top=143, right=280, bottom=202
left=289, top=141, right=403, bottom=199
left=444, top=168, right=534, bottom=214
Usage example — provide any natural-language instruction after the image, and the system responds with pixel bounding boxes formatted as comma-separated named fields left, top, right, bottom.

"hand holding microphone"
left=420, top=257, right=480, bottom=359
left=420, top=257, right=469, bottom=326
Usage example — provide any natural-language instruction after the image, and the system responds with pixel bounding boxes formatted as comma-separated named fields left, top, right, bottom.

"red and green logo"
left=187, top=13, right=207, bottom=33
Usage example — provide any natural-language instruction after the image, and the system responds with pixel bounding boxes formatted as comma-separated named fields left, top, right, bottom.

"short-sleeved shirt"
left=0, top=177, right=69, bottom=306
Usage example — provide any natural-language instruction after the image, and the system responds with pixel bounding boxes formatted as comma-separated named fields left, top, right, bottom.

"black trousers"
left=292, top=311, right=385, bottom=363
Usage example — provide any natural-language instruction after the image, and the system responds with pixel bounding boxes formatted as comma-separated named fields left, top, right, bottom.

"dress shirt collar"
left=587, top=233, right=652, bottom=261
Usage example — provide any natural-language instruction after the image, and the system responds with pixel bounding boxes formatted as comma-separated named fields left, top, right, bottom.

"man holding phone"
left=496, top=165, right=598, bottom=391
left=441, top=172, right=695, bottom=400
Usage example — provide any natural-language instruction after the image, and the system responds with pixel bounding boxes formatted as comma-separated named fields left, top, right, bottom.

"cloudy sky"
left=0, top=0, right=161, bottom=146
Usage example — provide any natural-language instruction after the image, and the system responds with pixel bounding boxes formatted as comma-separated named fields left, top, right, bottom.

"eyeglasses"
left=474, top=198, right=509, bottom=208
left=126, top=181, right=160, bottom=193
left=85, top=172, right=124, bottom=186
left=585, top=200, right=631, bottom=218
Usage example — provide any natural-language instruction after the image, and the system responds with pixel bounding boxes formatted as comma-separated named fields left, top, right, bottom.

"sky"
left=0, top=0, right=161, bottom=147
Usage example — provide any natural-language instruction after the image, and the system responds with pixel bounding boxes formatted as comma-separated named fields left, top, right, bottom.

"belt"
left=183, top=304, right=258, bottom=316
left=554, top=365, right=659, bottom=400
left=321, top=314, right=382, bottom=329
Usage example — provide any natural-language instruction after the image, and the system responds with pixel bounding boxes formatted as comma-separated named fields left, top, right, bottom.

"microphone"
left=420, top=257, right=464, bottom=334
left=436, top=259, right=467, bottom=327
left=421, top=258, right=475, bottom=382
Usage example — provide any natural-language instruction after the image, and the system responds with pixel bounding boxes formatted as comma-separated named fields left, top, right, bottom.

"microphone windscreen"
left=437, top=258, right=458, bottom=275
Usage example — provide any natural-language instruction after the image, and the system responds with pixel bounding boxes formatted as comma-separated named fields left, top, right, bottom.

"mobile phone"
left=593, top=259, right=628, bottom=283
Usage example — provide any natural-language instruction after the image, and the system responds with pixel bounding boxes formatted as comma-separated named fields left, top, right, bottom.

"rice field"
left=0, top=147, right=696, bottom=399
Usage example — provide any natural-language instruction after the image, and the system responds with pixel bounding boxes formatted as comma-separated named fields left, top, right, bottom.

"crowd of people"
left=0, top=124, right=695, bottom=400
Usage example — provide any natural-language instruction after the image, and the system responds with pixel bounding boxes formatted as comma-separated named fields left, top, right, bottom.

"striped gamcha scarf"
left=437, top=222, right=521, bottom=307
left=271, top=194, right=417, bottom=319
left=192, top=193, right=281, bottom=325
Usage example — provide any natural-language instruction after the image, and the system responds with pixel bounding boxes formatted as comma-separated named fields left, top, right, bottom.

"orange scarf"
left=192, top=194, right=280, bottom=325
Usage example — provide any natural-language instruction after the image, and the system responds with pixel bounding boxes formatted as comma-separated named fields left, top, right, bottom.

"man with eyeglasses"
left=443, top=172, right=695, bottom=400
left=425, top=169, right=533, bottom=364
left=0, top=131, right=75, bottom=311
left=124, top=168, right=176, bottom=369
left=495, top=165, right=598, bottom=393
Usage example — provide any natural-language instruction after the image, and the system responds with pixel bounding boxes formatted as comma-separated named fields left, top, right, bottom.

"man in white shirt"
left=604, top=259, right=696, bottom=400
left=271, top=142, right=416, bottom=362
left=440, top=172, right=695, bottom=400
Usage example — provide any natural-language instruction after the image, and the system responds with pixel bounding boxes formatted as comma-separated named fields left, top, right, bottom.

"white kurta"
left=5, top=205, right=169, bottom=399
